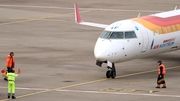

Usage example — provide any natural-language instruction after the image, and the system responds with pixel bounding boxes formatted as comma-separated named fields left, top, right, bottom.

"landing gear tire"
left=106, top=70, right=111, bottom=78
left=106, top=63, right=116, bottom=79
left=111, top=71, right=116, bottom=79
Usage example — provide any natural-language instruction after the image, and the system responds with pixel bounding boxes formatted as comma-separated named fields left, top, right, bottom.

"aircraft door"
left=139, top=26, right=149, bottom=52
left=133, top=22, right=149, bottom=52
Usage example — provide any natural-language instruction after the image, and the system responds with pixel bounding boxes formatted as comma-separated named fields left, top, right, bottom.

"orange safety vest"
left=6, top=55, right=15, bottom=68
left=158, top=64, right=166, bottom=74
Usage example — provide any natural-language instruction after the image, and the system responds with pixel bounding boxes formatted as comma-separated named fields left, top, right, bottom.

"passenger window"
left=100, top=31, right=111, bottom=38
left=153, top=29, right=157, bottom=34
left=165, top=27, right=168, bottom=33
left=157, top=29, right=159, bottom=34
left=167, top=26, right=171, bottom=32
left=125, top=31, right=136, bottom=38
left=175, top=25, right=178, bottom=31
left=170, top=26, right=173, bottom=31
left=110, top=32, right=124, bottom=39
left=161, top=28, right=164, bottom=34
left=172, top=25, right=177, bottom=31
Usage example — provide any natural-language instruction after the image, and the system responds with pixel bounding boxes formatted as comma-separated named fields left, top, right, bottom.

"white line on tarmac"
left=56, top=89, right=180, bottom=98
left=1, top=86, right=180, bottom=98
left=0, top=86, right=49, bottom=91
left=0, top=4, right=162, bottom=13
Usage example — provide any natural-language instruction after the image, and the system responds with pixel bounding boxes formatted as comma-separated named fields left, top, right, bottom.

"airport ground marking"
left=0, top=87, right=161, bottom=94
left=1, top=86, right=179, bottom=98
left=0, top=4, right=162, bottom=13
left=0, top=10, right=90, bottom=26
left=56, top=89, right=180, bottom=98
left=116, top=65, right=180, bottom=79
left=0, top=65, right=180, bottom=101
left=102, top=88, right=162, bottom=94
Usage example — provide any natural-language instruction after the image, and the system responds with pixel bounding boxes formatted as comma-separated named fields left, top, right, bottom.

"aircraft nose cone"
left=94, top=39, right=109, bottom=61
left=94, top=49, right=108, bottom=61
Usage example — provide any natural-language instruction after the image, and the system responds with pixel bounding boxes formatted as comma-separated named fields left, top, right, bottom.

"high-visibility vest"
left=158, top=64, right=166, bottom=74
left=7, top=73, right=18, bottom=81
left=6, top=55, right=15, bottom=68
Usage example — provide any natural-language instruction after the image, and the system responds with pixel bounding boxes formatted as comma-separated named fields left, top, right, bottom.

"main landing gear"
left=106, top=63, right=116, bottom=79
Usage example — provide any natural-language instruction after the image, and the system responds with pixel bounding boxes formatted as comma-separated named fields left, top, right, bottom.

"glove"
left=17, top=69, right=21, bottom=74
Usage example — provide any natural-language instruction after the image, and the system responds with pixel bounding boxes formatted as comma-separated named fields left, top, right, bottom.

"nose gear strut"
left=106, top=63, right=116, bottom=79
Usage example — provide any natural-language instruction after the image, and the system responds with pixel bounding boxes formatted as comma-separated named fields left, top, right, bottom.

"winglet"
left=74, top=3, right=83, bottom=23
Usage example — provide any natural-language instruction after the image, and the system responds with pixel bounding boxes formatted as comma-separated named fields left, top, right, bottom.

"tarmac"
left=0, top=0, right=180, bottom=101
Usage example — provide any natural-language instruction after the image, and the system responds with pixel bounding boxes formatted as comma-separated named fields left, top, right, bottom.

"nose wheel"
left=106, top=70, right=111, bottom=78
left=106, top=64, right=116, bottom=79
left=106, top=70, right=116, bottom=79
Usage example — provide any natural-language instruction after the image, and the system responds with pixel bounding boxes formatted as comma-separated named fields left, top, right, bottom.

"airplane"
left=74, top=3, right=180, bottom=79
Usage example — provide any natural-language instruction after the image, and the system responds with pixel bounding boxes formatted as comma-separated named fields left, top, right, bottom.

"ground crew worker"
left=7, top=69, right=18, bottom=99
left=156, top=60, right=166, bottom=88
left=4, top=52, right=15, bottom=81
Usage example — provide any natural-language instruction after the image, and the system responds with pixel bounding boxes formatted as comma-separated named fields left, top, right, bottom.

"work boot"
left=12, top=96, right=16, bottom=99
left=8, top=93, right=10, bottom=99
left=162, top=86, right=166, bottom=88
left=162, top=84, right=166, bottom=88
left=155, top=84, right=160, bottom=88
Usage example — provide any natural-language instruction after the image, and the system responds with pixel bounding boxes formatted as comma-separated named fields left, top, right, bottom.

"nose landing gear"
left=96, top=60, right=116, bottom=79
left=106, top=63, right=116, bottom=79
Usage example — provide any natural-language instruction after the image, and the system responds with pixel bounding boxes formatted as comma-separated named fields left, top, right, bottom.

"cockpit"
left=100, top=31, right=137, bottom=39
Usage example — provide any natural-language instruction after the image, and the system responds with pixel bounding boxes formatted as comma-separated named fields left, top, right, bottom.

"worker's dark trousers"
left=157, top=74, right=165, bottom=84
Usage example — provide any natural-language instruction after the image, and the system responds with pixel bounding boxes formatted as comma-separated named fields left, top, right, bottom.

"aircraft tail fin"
left=74, top=3, right=109, bottom=28
left=74, top=3, right=83, bottom=23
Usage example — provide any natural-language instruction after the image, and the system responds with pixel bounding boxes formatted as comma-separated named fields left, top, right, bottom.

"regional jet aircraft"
left=74, top=3, right=180, bottom=79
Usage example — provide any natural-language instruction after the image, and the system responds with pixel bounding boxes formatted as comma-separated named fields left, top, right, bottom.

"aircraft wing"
left=74, top=3, right=109, bottom=29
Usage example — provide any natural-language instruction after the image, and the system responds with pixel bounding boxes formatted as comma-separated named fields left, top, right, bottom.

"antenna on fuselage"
left=137, top=13, right=141, bottom=18
left=174, top=5, right=178, bottom=10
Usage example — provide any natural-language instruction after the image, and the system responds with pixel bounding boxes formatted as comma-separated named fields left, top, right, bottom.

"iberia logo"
left=150, top=38, right=175, bottom=49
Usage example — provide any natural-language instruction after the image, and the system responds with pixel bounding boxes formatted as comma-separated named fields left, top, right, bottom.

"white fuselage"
left=94, top=19, right=180, bottom=63
left=74, top=3, right=180, bottom=78
left=74, top=3, right=180, bottom=64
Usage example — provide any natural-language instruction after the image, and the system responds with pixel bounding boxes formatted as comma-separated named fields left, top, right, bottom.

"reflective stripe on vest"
left=158, top=64, right=166, bottom=74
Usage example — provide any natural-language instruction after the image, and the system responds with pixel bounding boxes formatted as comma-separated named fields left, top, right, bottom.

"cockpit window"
left=100, top=31, right=111, bottom=38
left=110, top=32, right=124, bottom=39
left=125, top=31, right=137, bottom=38
left=100, top=31, right=137, bottom=39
